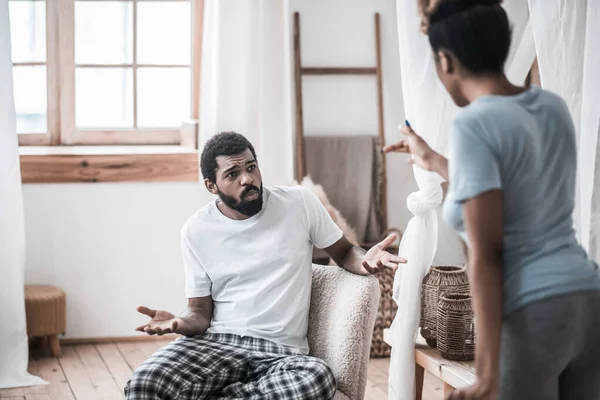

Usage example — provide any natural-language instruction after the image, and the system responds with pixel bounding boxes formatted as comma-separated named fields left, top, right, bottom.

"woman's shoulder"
left=453, top=86, right=564, bottom=134
left=450, top=99, right=519, bottom=148
left=533, top=87, right=572, bottom=117
left=464, top=86, right=567, bottom=118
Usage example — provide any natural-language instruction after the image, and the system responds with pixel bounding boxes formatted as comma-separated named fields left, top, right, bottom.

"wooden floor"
left=0, top=340, right=443, bottom=400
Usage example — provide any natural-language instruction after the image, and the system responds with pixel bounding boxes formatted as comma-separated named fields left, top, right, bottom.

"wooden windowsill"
left=20, top=145, right=199, bottom=183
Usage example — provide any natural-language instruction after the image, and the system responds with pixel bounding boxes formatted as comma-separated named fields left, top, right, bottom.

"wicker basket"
left=437, top=293, right=475, bottom=361
left=370, top=265, right=397, bottom=357
left=420, top=265, right=469, bottom=347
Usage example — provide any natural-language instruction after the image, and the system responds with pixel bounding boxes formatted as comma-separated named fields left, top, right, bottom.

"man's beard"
left=218, top=184, right=264, bottom=217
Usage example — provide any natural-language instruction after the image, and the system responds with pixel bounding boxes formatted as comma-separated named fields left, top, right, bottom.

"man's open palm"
left=135, top=306, right=183, bottom=336
left=361, top=234, right=407, bottom=275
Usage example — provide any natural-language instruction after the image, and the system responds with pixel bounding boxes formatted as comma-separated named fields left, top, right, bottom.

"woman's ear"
left=438, top=50, right=454, bottom=74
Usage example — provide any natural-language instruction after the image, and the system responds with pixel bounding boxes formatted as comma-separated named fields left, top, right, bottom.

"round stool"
left=24, top=285, right=66, bottom=357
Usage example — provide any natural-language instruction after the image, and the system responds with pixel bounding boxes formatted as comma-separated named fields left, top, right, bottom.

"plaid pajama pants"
left=124, top=333, right=336, bottom=400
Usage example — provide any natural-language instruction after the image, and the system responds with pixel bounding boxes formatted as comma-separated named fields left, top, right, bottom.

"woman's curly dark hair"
left=420, top=0, right=510, bottom=75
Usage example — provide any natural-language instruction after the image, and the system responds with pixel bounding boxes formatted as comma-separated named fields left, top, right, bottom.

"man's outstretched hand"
left=135, top=306, right=185, bottom=336
left=360, top=234, right=407, bottom=275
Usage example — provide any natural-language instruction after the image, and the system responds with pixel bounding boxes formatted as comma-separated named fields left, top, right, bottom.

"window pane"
left=9, top=1, right=46, bottom=63
left=76, top=68, right=133, bottom=128
left=75, top=1, right=133, bottom=64
left=137, top=67, right=190, bottom=128
left=137, top=2, right=191, bottom=65
left=13, top=66, right=47, bottom=133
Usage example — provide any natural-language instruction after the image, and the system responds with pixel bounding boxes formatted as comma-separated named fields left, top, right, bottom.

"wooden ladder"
left=293, top=12, right=388, bottom=227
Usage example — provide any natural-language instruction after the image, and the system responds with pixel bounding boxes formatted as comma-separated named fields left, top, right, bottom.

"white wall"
left=23, top=183, right=211, bottom=338
left=23, top=0, right=462, bottom=339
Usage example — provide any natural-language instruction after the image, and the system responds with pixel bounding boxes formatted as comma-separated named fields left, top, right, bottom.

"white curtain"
left=528, top=0, right=600, bottom=260
left=527, top=0, right=587, bottom=246
left=389, top=1, right=453, bottom=397
left=389, top=2, right=534, bottom=398
left=581, top=2, right=600, bottom=262
left=504, top=1, right=535, bottom=85
left=0, top=0, right=46, bottom=389
left=199, top=0, right=294, bottom=186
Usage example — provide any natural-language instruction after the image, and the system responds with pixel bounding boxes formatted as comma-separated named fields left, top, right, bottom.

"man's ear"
left=204, top=179, right=218, bottom=195
left=438, top=50, right=454, bottom=74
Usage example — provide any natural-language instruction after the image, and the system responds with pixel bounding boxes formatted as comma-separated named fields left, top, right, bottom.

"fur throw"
left=291, top=176, right=361, bottom=247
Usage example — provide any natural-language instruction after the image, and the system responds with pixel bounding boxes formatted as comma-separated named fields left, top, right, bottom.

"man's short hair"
left=200, top=132, right=257, bottom=183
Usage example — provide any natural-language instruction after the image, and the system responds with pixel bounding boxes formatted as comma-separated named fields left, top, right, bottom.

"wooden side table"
left=383, top=329, right=476, bottom=399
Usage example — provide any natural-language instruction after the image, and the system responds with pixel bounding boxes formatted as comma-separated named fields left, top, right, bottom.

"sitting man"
left=125, top=132, right=404, bottom=399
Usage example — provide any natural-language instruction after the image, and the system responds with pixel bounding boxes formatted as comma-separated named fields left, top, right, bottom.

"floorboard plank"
left=28, top=357, right=75, bottom=400
left=95, top=343, right=132, bottom=391
left=115, top=343, right=148, bottom=372
left=364, top=378, right=388, bottom=400
left=367, top=363, right=389, bottom=388
left=0, top=358, right=74, bottom=400
left=368, top=357, right=390, bottom=374
left=423, top=371, right=444, bottom=400
left=25, top=394, right=52, bottom=400
left=75, top=345, right=122, bottom=400
left=0, top=342, right=444, bottom=400
left=58, top=346, right=100, bottom=400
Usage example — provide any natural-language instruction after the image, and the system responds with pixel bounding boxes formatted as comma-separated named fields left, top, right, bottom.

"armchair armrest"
left=308, top=264, right=381, bottom=400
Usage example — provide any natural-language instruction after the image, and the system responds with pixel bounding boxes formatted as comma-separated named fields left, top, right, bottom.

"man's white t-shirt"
left=181, top=186, right=343, bottom=354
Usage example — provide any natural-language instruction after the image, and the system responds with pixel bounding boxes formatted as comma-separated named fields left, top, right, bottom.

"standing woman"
left=385, top=0, right=600, bottom=399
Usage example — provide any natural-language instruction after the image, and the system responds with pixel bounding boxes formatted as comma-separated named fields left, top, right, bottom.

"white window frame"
left=13, top=0, right=60, bottom=145
left=15, top=0, right=203, bottom=147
